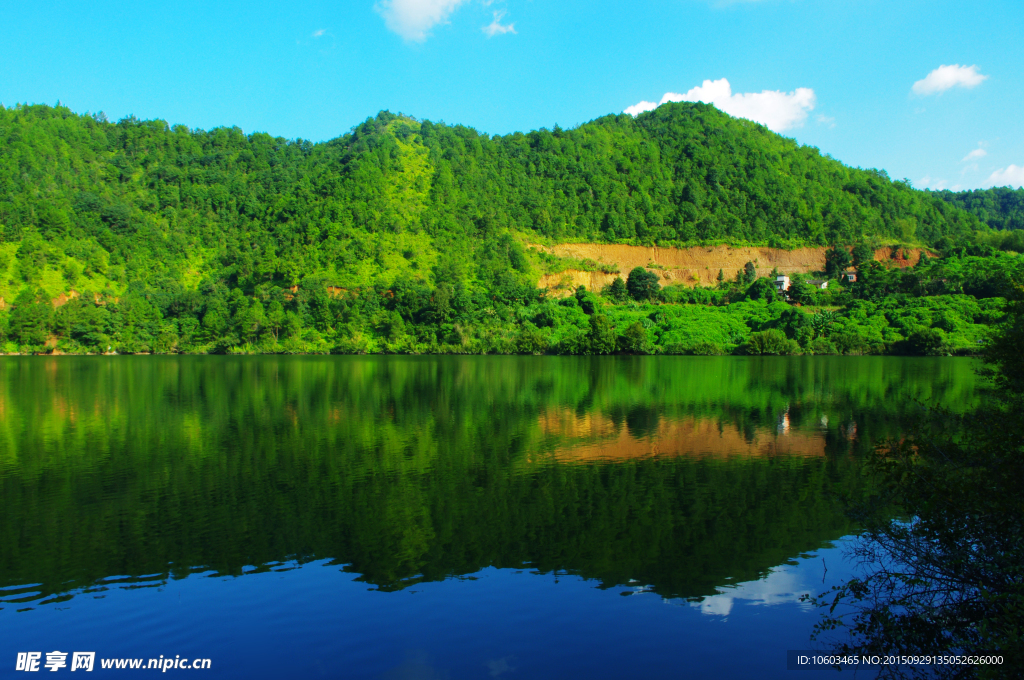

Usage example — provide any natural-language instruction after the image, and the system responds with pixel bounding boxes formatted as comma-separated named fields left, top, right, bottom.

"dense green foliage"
left=0, top=355, right=980, bottom=604
left=938, top=186, right=1024, bottom=232
left=938, top=187, right=1024, bottom=254
left=0, top=102, right=1011, bottom=355
left=814, top=289, right=1024, bottom=679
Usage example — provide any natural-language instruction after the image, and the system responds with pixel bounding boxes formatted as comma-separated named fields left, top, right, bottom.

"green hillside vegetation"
left=937, top=186, right=1024, bottom=231
left=0, top=101, right=1018, bottom=355
left=937, top=186, right=1024, bottom=251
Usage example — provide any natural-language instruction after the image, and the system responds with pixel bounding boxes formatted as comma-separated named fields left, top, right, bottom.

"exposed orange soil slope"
left=530, top=408, right=826, bottom=463
left=534, top=243, right=931, bottom=293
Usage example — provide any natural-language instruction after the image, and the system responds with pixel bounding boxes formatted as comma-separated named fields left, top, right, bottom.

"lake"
left=0, top=356, right=982, bottom=678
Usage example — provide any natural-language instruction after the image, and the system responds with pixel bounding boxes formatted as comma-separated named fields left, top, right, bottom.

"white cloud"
left=692, top=565, right=814, bottom=618
left=986, top=165, right=1024, bottom=188
left=911, top=64, right=988, bottom=96
left=312, top=29, right=326, bottom=37
left=482, top=10, right=516, bottom=37
left=962, top=148, right=987, bottom=162
left=623, top=100, right=659, bottom=117
left=815, top=114, right=835, bottom=128
left=376, top=0, right=470, bottom=42
left=625, top=78, right=816, bottom=132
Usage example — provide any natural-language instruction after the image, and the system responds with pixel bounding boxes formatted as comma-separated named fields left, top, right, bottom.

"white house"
left=774, top=275, right=790, bottom=292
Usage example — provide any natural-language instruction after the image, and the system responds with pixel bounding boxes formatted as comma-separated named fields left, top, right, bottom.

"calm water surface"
left=0, top=356, right=982, bottom=678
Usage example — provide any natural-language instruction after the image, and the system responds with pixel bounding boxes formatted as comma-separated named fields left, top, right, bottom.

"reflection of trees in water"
left=625, top=406, right=660, bottom=440
left=0, top=356, right=979, bottom=607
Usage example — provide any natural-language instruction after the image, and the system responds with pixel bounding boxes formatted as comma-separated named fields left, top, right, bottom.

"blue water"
left=2, top=356, right=978, bottom=678
left=4, top=542, right=859, bottom=679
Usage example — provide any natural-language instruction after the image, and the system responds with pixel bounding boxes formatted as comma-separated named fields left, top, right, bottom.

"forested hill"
left=4, top=101, right=1018, bottom=357
left=0, top=101, right=982, bottom=299
left=937, top=187, right=1024, bottom=232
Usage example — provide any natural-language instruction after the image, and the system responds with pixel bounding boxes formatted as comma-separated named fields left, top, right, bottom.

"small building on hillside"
left=774, top=275, right=791, bottom=292
left=808, top=279, right=829, bottom=290
left=842, top=271, right=857, bottom=283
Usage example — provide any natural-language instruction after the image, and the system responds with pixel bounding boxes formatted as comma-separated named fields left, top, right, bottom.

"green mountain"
left=0, top=101, right=1014, bottom=355
left=937, top=186, right=1024, bottom=231
left=936, top=187, right=1024, bottom=254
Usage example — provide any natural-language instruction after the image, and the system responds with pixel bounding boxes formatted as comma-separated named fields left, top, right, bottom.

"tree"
left=787, top=278, right=814, bottom=306
left=851, top=242, right=874, bottom=268
left=743, top=261, right=757, bottom=284
left=717, top=268, right=725, bottom=285
left=617, top=321, right=649, bottom=354
left=8, top=288, right=53, bottom=346
left=824, top=246, right=852, bottom=277
left=745, top=329, right=792, bottom=355
left=607, top=277, right=628, bottom=302
left=575, top=285, right=597, bottom=314
left=745, top=277, right=777, bottom=301
left=587, top=314, right=617, bottom=354
left=626, top=267, right=660, bottom=301
left=811, top=285, right=1024, bottom=677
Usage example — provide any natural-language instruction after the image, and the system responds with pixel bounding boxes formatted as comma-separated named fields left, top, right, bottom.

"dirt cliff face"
left=534, top=243, right=931, bottom=293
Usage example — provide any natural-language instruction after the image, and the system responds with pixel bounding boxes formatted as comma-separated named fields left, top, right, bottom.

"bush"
left=745, top=277, right=778, bottom=301
left=516, top=324, right=549, bottom=354
left=588, top=315, right=617, bottom=354
left=745, top=329, right=791, bottom=355
left=575, top=285, right=598, bottom=315
left=851, top=242, right=874, bottom=267
left=617, top=321, right=650, bottom=354
left=689, top=341, right=724, bottom=355
left=626, top=267, right=661, bottom=301
left=825, top=245, right=852, bottom=277
left=903, top=327, right=949, bottom=356
left=555, top=327, right=588, bottom=355
left=834, top=330, right=868, bottom=355
left=603, top=277, right=628, bottom=302
left=742, top=261, right=757, bottom=284
left=807, top=337, right=838, bottom=355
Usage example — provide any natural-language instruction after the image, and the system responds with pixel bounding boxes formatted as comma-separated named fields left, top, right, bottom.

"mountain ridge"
left=0, top=100, right=1018, bottom=356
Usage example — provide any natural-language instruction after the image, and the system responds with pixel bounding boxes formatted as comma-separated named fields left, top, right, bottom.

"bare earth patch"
left=534, top=243, right=931, bottom=293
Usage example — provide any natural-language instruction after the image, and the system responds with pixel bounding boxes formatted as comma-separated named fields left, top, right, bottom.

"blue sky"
left=2, top=0, right=1021, bottom=190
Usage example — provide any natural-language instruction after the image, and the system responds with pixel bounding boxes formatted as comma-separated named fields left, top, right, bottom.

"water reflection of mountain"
left=0, top=356, right=980, bottom=608
left=534, top=409, right=828, bottom=461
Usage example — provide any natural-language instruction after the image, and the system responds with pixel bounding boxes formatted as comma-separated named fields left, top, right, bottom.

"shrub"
left=604, top=277, right=628, bottom=302
left=626, top=267, right=661, bottom=301
left=743, top=261, right=757, bottom=284
left=745, top=329, right=791, bottom=355
left=689, top=341, right=724, bottom=355
left=588, top=315, right=617, bottom=354
left=807, top=337, right=838, bottom=355
left=904, top=327, right=949, bottom=356
left=617, top=321, right=650, bottom=354
left=825, top=245, right=852, bottom=277
left=834, top=331, right=868, bottom=355
left=745, top=277, right=778, bottom=301
left=516, top=324, right=549, bottom=355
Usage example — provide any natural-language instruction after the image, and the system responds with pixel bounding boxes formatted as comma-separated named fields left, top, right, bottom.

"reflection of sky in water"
left=692, top=563, right=817, bottom=617
left=2, top=541, right=858, bottom=679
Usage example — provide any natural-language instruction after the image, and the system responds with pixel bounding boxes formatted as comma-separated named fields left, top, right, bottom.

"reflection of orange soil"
left=532, top=409, right=825, bottom=462
left=534, top=243, right=934, bottom=293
